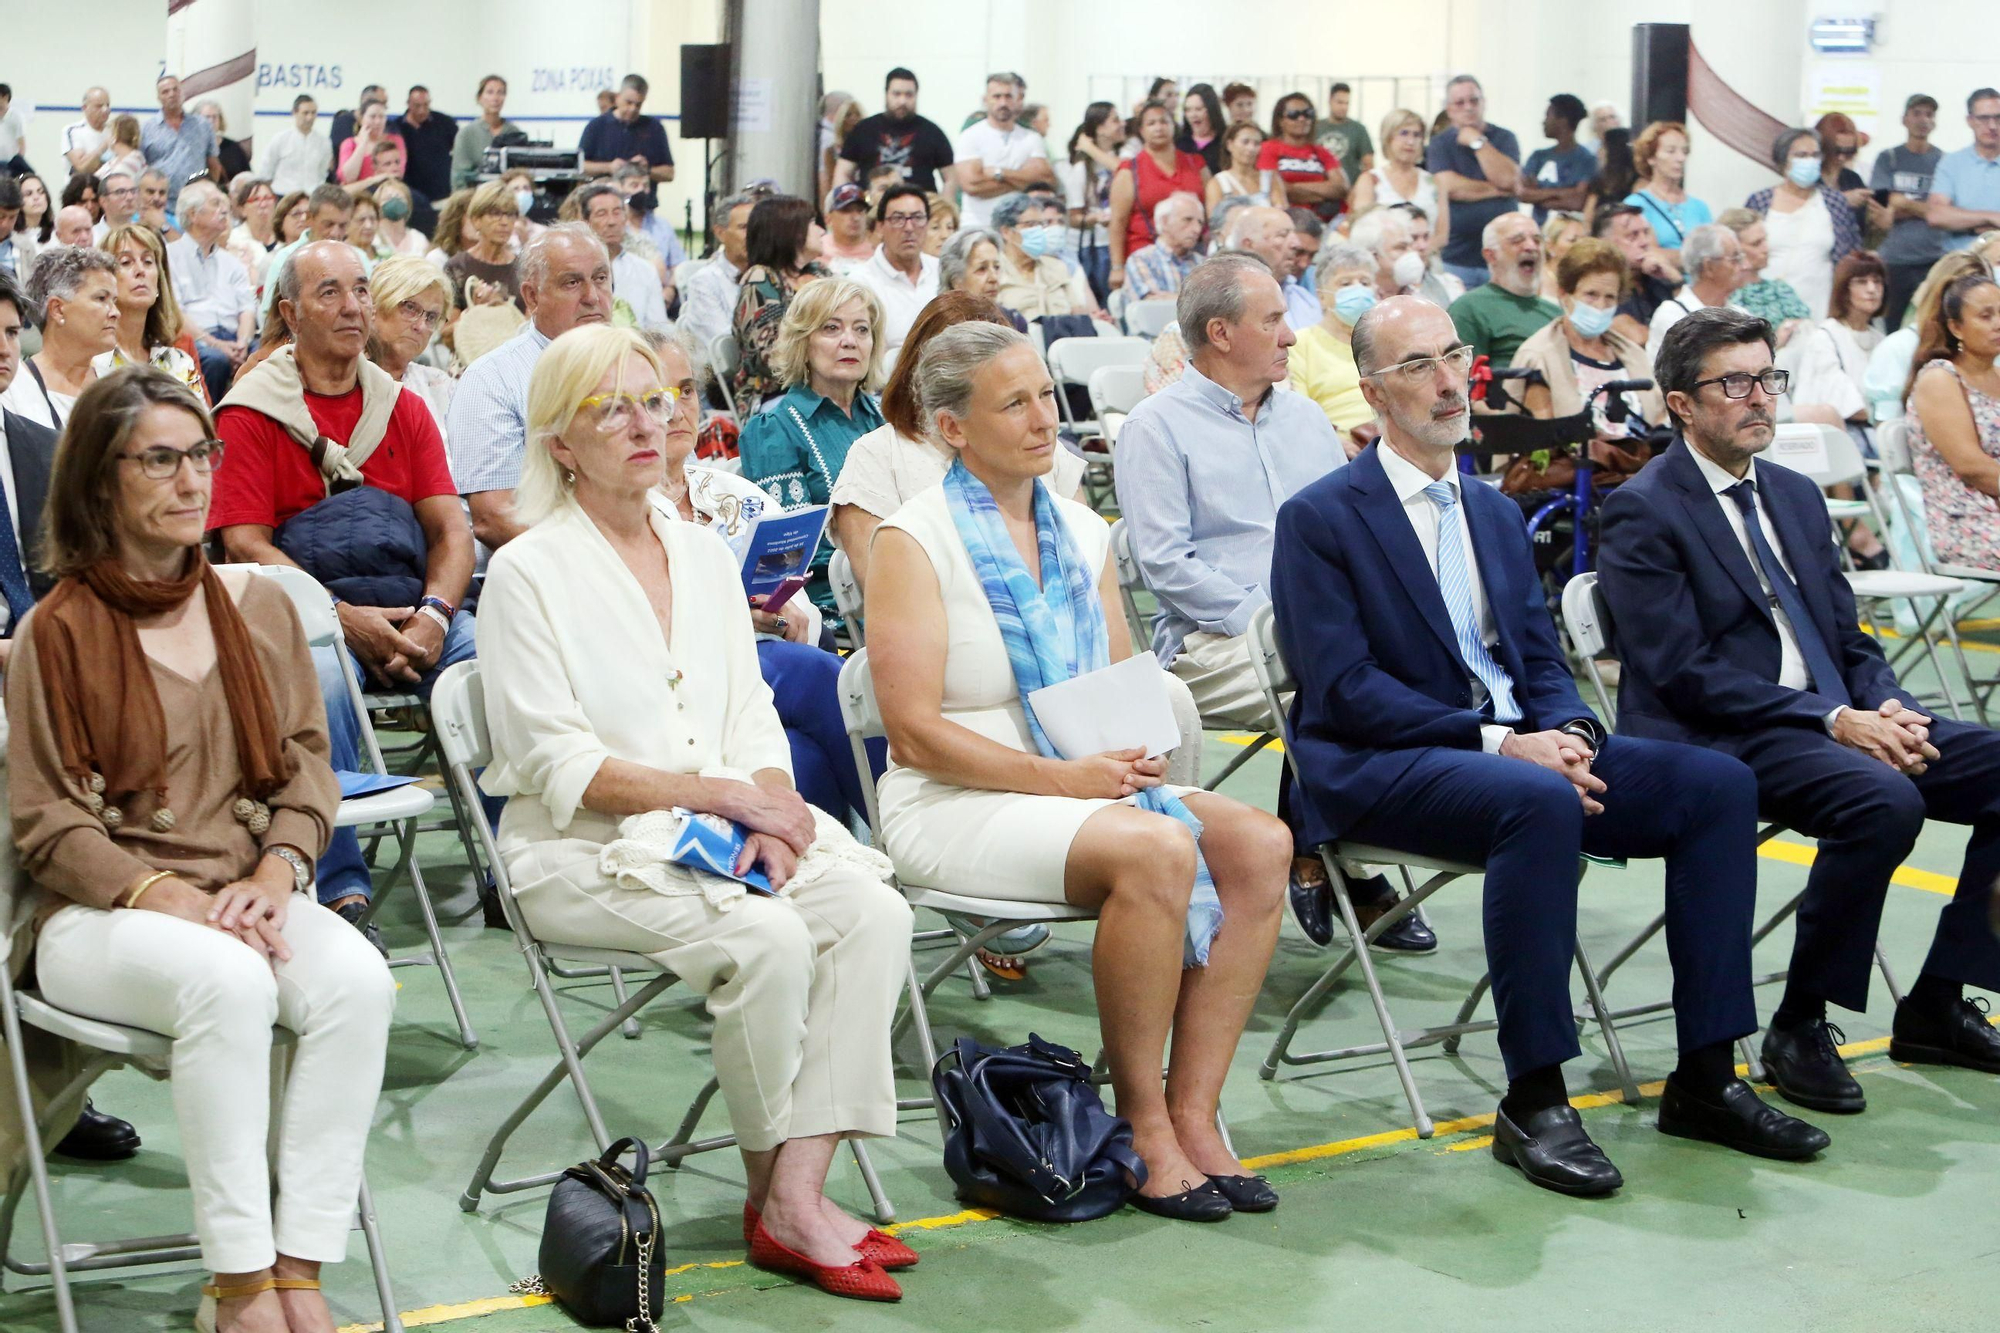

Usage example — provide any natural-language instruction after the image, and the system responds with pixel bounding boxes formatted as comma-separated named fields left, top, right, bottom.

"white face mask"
left=1391, top=250, right=1426, bottom=289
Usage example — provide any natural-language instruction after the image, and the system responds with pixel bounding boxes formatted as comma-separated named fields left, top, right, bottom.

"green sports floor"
left=6, top=638, right=2000, bottom=1333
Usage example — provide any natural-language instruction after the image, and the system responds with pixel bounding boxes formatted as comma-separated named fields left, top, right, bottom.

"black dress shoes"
left=53, top=1101, right=141, bottom=1161
left=1287, top=871, right=1334, bottom=947
left=1656, top=1076, right=1831, bottom=1160
left=1890, top=995, right=2000, bottom=1074
left=1491, top=1105, right=1623, bottom=1197
left=334, top=898, right=388, bottom=958
left=1128, top=1178, right=1233, bottom=1222
left=1760, top=1020, right=1866, bottom=1113
left=1207, top=1173, right=1279, bottom=1213
left=1353, top=884, right=1440, bottom=955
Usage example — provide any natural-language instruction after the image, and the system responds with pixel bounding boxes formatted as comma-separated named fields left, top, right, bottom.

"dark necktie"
left=1725, top=479, right=1848, bottom=704
left=0, top=463, right=32, bottom=633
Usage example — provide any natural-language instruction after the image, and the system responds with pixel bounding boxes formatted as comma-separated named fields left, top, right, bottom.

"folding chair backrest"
left=1126, top=301, right=1177, bottom=341
left=1110, top=518, right=1142, bottom=595
left=1245, top=604, right=1309, bottom=789
left=830, top=547, right=864, bottom=641
left=1561, top=572, right=1619, bottom=722
left=253, top=563, right=338, bottom=649
left=835, top=650, right=887, bottom=832
left=1046, top=336, right=1150, bottom=389
left=1089, top=364, right=1146, bottom=422
left=430, top=660, right=492, bottom=770
left=709, top=332, right=741, bottom=378
left=1874, top=417, right=1913, bottom=477
left=1761, top=422, right=1863, bottom=488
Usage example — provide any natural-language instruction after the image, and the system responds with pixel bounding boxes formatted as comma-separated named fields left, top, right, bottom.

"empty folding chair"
left=708, top=332, right=742, bottom=416
left=1124, top=301, right=1178, bottom=342
left=830, top=546, right=864, bottom=647
left=1245, top=604, right=1639, bottom=1136
left=430, top=662, right=899, bottom=1221
left=1045, top=336, right=1151, bottom=442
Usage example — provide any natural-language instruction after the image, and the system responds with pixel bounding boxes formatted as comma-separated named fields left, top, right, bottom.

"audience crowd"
left=3, top=57, right=2000, bottom=1322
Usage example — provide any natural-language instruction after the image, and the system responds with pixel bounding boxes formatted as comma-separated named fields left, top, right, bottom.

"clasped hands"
left=708, top=778, right=819, bottom=890
left=1832, top=699, right=1938, bottom=775
left=339, top=603, right=447, bottom=686
left=1500, top=729, right=1606, bottom=814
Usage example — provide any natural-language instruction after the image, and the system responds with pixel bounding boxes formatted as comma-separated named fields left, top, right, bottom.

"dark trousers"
left=1343, top=734, right=1761, bottom=1078
left=194, top=323, right=236, bottom=404
left=1884, top=261, right=1934, bottom=333
left=755, top=638, right=885, bottom=829
left=1717, top=715, right=2000, bottom=1009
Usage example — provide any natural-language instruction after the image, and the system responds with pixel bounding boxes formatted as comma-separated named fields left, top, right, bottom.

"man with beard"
left=1599, top=305, right=2000, bottom=1113
left=1271, top=295, right=1828, bottom=1197
left=1447, top=211, right=1557, bottom=366
left=837, top=67, right=956, bottom=193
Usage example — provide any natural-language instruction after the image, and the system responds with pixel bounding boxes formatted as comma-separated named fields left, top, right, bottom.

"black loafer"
left=1891, top=995, right=2000, bottom=1074
left=1491, top=1105, right=1622, bottom=1197
left=1207, top=1173, right=1279, bottom=1213
left=1657, top=1076, right=1830, bottom=1160
left=1128, top=1178, right=1233, bottom=1222
left=1760, top=1020, right=1866, bottom=1113
left=334, top=898, right=387, bottom=958
left=53, top=1101, right=141, bottom=1162
left=1342, top=875, right=1439, bottom=954
left=1287, top=874, right=1334, bottom=947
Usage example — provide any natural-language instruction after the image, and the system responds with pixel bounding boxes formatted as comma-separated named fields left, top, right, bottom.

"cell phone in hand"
left=757, top=576, right=807, bottom=612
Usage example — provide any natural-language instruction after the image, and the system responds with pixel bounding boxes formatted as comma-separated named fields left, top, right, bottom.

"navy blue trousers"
left=757, top=639, right=885, bottom=828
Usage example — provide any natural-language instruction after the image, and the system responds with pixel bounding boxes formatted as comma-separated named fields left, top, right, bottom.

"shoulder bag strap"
left=1636, top=192, right=1684, bottom=248
left=24, top=360, right=61, bottom=431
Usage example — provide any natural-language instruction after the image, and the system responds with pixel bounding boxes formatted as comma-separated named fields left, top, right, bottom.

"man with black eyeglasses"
left=1601, top=305, right=2000, bottom=1118
left=851, top=185, right=938, bottom=364
left=1927, top=88, right=2000, bottom=252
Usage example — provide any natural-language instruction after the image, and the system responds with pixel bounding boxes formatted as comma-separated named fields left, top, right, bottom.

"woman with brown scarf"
left=6, top=368, right=394, bottom=1333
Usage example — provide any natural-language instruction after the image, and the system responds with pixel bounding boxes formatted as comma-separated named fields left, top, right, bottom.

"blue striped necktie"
left=1423, top=482, right=1522, bottom=723
left=0, top=466, right=33, bottom=632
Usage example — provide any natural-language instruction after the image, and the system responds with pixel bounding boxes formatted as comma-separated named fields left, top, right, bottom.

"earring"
left=564, top=469, right=576, bottom=485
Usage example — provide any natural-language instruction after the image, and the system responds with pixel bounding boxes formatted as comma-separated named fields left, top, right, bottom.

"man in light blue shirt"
left=140, top=74, right=219, bottom=211
left=1927, top=87, right=2000, bottom=251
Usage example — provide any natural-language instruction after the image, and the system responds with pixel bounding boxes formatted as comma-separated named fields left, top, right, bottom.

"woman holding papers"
left=740, top=277, right=888, bottom=627
left=866, top=323, right=1291, bottom=1222
left=478, top=325, right=916, bottom=1302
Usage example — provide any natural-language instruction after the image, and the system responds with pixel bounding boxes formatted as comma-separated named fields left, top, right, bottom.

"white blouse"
left=1793, top=318, right=1882, bottom=422
left=478, top=500, right=793, bottom=835
left=829, top=423, right=1089, bottom=529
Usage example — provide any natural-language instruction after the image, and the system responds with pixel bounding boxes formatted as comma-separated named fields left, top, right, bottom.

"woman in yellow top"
left=1286, top=240, right=1379, bottom=446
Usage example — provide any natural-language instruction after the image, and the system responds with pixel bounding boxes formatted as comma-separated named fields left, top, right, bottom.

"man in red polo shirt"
left=210, top=240, right=475, bottom=934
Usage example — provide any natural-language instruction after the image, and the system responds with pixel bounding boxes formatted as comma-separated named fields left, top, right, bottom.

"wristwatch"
left=266, top=845, right=314, bottom=894
left=1468, top=136, right=1487, bottom=152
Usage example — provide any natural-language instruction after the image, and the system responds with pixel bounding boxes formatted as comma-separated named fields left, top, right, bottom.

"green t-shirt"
left=1448, top=283, right=1561, bottom=368
left=1312, top=116, right=1374, bottom=181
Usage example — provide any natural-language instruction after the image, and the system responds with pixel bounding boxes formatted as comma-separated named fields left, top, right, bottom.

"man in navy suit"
left=1599, top=304, right=2000, bottom=1115
left=1270, top=295, right=1827, bottom=1196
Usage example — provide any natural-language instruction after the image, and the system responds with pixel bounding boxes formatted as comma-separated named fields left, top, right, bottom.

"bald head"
left=1224, top=206, right=1294, bottom=273
left=284, top=241, right=374, bottom=365
left=54, top=206, right=95, bottom=247
left=1353, top=296, right=1473, bottom=463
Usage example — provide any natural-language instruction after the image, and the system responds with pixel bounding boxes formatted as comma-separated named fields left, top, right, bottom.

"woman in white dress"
left=1794, top=250, right=1888, bottom=436
left=1349, top=108, right=1449, bottom=249
left=865, top=323, right=1289, bottom=1221
left=477, top=325, right=917, bottom=1302
left=1745, top=128, right=1862, bottom=320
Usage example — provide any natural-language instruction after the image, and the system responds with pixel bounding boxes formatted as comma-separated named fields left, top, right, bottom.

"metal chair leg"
left=355, top=1176, right=404, bottom=1333
left=849, top=1141, right=895, bottom=1225
left=0, top=965, right=78, bottom=1333
left=1323, top=867, right=1431, bottom=1137
left=1574, top=940, right=1642, bottom=1105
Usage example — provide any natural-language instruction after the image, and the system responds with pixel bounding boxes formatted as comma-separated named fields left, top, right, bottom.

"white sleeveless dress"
left=1366, top=165, right=1439, bottom=219
left=876, top=484, right=1194, bottom=900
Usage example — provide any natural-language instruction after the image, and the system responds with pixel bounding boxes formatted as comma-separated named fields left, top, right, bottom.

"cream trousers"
left=1170, top=631, right=1285, bottom=732
left=35, top=899, right=394, bottom=1274
left=506, top=830, right=912, bottom=1154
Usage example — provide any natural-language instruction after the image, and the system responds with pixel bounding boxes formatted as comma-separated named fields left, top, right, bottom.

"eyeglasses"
left=394, top=299, right=443, bottom=330
left=881, top=212, right=930, bottom=228
left=1364, top=345, right=1475, bottom=385
left=1688, top=369, right=1790, bottom=399
left=576, top=388, right=684, bottom=433
left=118, top=439, right=225, bottom=479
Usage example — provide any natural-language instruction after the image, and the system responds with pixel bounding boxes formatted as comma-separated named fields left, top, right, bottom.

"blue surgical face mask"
left=1018, top=223, right=1057, bottom=258
left=513, top=188, right=535, bottom=216
left=1786, top=156, right=1822, bottom=189
left=379, top=196, right=411, bottom=222
left=1333, top=282, right=1378, bottom=326
left=1568, top=299, right=1615, bottom=340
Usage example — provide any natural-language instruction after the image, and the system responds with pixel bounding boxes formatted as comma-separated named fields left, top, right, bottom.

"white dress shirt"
left=610, top=249, right=669, bottom=332
left=62, top=118, right=113, bottom=174
left=167, top=233, right=257, bottom=333
left=1377, top=442, right=1514, bottom=753
left=851, top=246, right=939, bottom=366
left=1687, top=446, right=1811, bottom=693
left=254, top=126, right=333, bottom=198
left=679, top=255, right=742, bottom=364
left=1646, top=284, right=1715, bottom=365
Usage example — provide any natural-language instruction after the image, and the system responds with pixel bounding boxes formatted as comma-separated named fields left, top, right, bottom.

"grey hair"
left=989, top=193, right=1037, bottom=232
left=641, top=325, right=710, bottom=391
left=176, top=178, right=226, bottom=221
left=1680, top=223, right=1735, bottom=280
left=518, top=221, right=608, bottom=290
left=1222, top=205, right=1284, bottom=249
left=138, top=168, right=168, bottom=189
left=939, top=228, right=1002, bottom=290
left=1348, top=207, right=1410, bottom=258
left=1177, top=253, right=1273, bottom=352
left=1654, top=306, right=1776, bottom=427
left=1313, top=240, right=1376, bottom=289
left=985, top=71, right=1026, bottom=92
left=191, top=98, right=225, bottom=133
left=716, top=189, right=760, bottom=221
left=1481, top=211, right=1534, bottom=253
left=270, top=249, right=300, bottom=310
left=24, top=245, right=116, bottom=326
left=99, top=169, right=134, bottom=191
left=1771, top=127, right=1818, bottom=171
left=1152, top=190, right=1203, bottom=233
left=1447, top=74, right=1483, bottom=94
left=1208, top=197, right=1251, bottom=245
left=915, top=321, right=1032, bottom=431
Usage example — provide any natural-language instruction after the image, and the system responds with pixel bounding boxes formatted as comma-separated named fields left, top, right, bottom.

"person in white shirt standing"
left=954, top=72, right=1055, bottom=229
left=0, top=85, right=27, bottom=176
left=62, top=86, right=113, bottom=177
left=850, top=184, right=939, bottom=366
left=575, top=181, right=668, bottom=332
left=255, top=95, right=333, bottom=198
left=166, top=181, right=257, bottom=402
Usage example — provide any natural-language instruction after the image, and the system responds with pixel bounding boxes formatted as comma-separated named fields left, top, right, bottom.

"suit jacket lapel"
left=2, top=410, right=53, bottom=600
left=1761, top=470, right=1843, bottom=652
left=1663, top=439, right=1772, bottom=624
left=1348, top=447, right=1463, bottom=665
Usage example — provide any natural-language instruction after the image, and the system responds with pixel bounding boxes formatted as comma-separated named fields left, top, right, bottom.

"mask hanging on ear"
left=1391, top=250, right=1426, bottom=289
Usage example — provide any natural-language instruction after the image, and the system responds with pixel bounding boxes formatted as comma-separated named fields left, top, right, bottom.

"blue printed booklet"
left=666, top=809, right=775, bottom=894
left=336, top=771, right=422, bottom=800
left=738, top=505, right=830, bottom=600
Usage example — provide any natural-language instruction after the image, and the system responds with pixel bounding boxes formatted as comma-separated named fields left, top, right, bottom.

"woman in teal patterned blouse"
left=738, top=276, right=886, bottom=621
left=1718, top=206, right=1813, bottom=340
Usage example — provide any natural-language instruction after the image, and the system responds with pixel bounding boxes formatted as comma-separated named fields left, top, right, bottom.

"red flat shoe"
left=743, top=1203, right=919, bottom=1270
left=747, top=1219, right=902, bottom=1301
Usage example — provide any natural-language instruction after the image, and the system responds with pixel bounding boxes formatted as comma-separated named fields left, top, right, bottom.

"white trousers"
left=1170, top=631, right=1285, bottom=732
left=505, top=830, right=912, bottom=1155
left=35, top=900, right=395, bottom=1273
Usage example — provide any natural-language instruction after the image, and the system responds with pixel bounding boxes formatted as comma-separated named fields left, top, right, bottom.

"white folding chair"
left=1088, top=362, right=1146, bottom=452
left=708, top=332, right=741, bottom=416
left=1559, top=573, right=1903, bottom=1075
left=253, top=565, right=476, bottom=1049
left=1124, top=299, right=1178, bottom=341
left=829, top=547, right=864, bottom=647
left=1045, top=336, right=1150, bottom=441
left=0, top=917, right=402, bottom=1333
left=1245, top=604, right=1639, bottom=1136
left=1759, top=423, right=1971, bottom=720
left=430, top=663, right=897, bottom=1220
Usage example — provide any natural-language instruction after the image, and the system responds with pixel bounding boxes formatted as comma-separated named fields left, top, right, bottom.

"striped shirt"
left=445, top=322, right=552, bottom=495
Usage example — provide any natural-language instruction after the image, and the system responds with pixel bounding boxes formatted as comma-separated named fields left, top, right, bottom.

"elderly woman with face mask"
left=1511, top=238, right=1664, bottom=478
left=1289, top=240, right=1380, bottom=443
left=991, top=193, right=1103, bottom=320
left=1743, top=127, right=1864, bottom=320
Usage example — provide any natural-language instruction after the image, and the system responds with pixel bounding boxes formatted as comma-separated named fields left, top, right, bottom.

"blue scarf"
left=943, top=460, right=1222, bottom=966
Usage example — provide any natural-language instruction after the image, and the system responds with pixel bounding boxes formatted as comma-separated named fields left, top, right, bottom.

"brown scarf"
left=34, top=552, right=292, bottom=811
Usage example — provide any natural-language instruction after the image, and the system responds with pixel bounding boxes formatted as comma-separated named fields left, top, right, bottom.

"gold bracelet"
left=121, top=870, right=174, bottom=910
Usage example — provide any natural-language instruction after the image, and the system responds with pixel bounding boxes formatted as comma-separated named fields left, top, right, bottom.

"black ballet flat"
left=1207, top=1173, right=1279, bottom=1213
left=1128, top=1178, right=1233, bottom=1222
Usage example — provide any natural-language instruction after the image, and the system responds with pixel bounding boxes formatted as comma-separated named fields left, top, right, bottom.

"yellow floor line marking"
left=335, top=1038, right=1898, bottom=1331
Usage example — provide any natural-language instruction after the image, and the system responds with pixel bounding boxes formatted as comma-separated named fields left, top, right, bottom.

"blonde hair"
left=468, top=178, right=520, bottom=220
left=1379, top=108, right=1426, bottom=152
left=369, top=253, right=455, bottom=314
left=514, top=325, right=663, bottom=528
left=768, top=276, right=886, bottom=392
left=100, top=223, right=186, bottom=350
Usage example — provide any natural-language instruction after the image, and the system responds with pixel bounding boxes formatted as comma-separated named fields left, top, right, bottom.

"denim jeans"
left=194, top=323, right=237, bottom=405
left=1079, top=243, right=1112, bottom=308
left=314, top=609, right=489, bottom=904
left=1441, top=260, right=1490, bottom=292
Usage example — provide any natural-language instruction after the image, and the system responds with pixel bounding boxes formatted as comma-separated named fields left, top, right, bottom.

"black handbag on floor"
left=934, top=1033, right=1146, bottom=1223
left=528, top=1137, right=666, bottom=1330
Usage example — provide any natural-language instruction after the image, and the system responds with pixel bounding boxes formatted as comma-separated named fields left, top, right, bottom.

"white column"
left=165, top=0, right=258, bottom=156
left=729, top=0, right=820, bottom=198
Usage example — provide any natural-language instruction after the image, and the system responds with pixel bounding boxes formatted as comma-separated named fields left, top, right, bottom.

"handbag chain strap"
left=624, top=1193, right=662, bottom=1332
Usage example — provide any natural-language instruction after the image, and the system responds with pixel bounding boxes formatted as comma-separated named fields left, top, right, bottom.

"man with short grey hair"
left=167, top=179, right=257, bottom=400
left=141, top=73, right=221, bottom=211
left=1124, top=193, right=1205, bottom=302
left=680, top=190, right=759, bottom=364
left=1645, top=222, right=1748, bottom=362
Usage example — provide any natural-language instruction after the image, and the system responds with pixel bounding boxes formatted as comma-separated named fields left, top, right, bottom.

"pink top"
left=337, top=132, right=407, bottom=182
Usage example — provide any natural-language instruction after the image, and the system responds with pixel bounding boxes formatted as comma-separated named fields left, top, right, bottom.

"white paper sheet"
left=1026, top=655, right=1181, bottom=761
